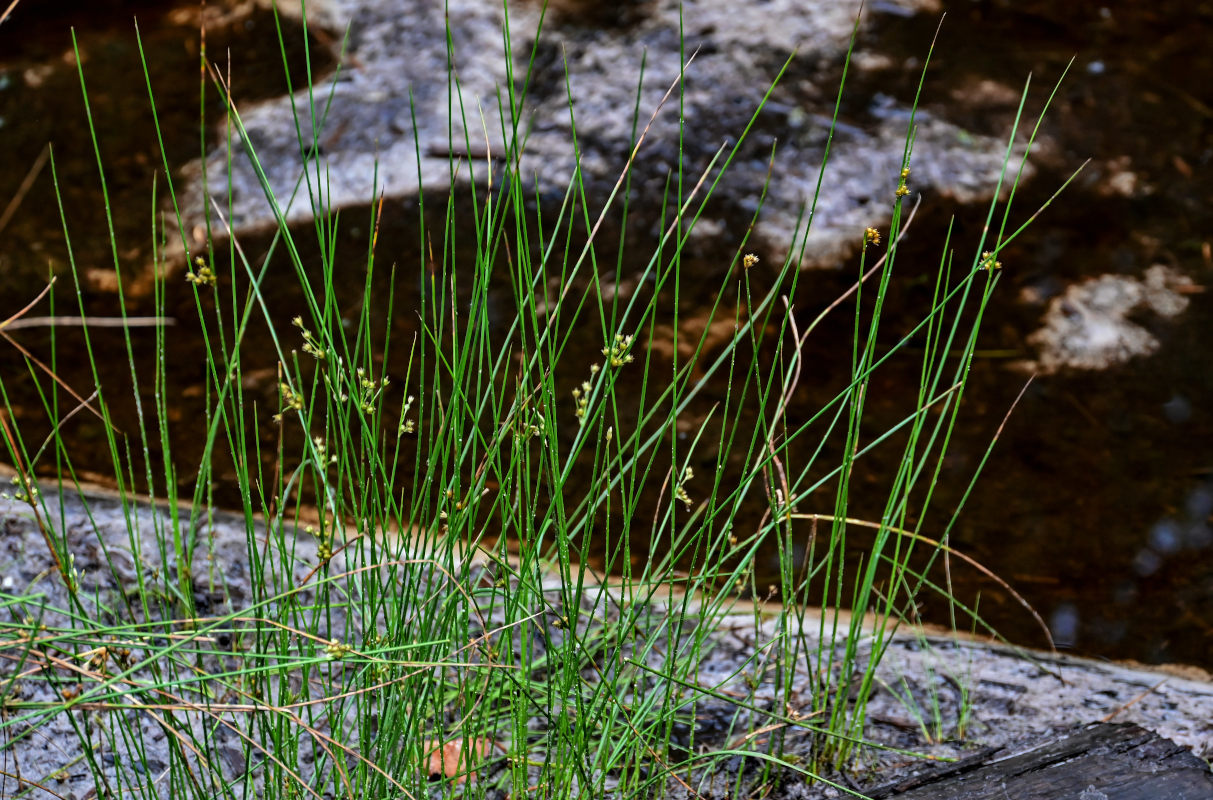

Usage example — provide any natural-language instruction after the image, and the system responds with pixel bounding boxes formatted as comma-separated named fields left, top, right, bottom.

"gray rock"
left=186, top=0, right=1030, bottom=270
left=2, top=478, right=1211, bottom=800
left=1025, top=264, right=1193, bottom=373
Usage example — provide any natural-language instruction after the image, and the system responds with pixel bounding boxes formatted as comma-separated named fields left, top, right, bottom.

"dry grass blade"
left=788, top=512, right=1055, bottom=651
left=0, top=142, right=49, bottom=236
left=0, top=0, right=22, bottom=27
left=802, top=197, right=921, bottom=339
left=0, top=771, right=71, bottom=800
left=0, top=277, right=57, bottom=330
left=1, top=280, right=114, bottom=428
left=0, top=410, right=72, bottom=593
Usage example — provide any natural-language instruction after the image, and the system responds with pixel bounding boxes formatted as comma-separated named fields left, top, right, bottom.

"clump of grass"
left=0, top=4, right=1076, bottom=799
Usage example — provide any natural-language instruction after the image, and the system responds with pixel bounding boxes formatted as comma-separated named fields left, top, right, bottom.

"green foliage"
left=0, top=4, right=1075, bottom=798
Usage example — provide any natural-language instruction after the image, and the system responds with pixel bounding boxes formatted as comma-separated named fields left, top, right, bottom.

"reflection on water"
left=1138, top=482, right=1213, bottom=581
left=0, top=1, right=1211, bottom=668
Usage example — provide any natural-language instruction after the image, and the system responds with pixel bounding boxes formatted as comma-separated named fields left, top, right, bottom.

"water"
left=1, top=1, right=1209, bottom=668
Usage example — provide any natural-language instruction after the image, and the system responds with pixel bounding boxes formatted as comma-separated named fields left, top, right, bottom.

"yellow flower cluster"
left=895, top=166, right=911, bottom=198
left=675, top=466, right=694, bottom=509
left=185, top=256, right=216, bottom=286
left=981, top=251, right=1003, bottom=271
left=273, top=381, right=305, bottom=422
left=602, top=333, right=635, bottom=367
left=398, top=394, right=417, bottom=436
left=292, top=316, right=327, bottom=360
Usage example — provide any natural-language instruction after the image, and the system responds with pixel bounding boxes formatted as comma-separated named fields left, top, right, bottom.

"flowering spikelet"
left=185, top=256, right=216, bottom=286
left=602, top=334, right=634, bottom=367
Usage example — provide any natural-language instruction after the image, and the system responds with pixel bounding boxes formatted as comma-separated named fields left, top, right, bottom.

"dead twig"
left=1101, top=678, right=1168, bottom=722
left=0, top=316, right=174, bottom=331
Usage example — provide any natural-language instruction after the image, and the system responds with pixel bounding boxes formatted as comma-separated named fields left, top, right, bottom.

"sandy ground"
left=1, top=477, right=1210, bottom=799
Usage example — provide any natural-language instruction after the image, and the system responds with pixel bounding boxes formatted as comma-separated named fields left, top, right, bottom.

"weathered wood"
left=863, top=746, right=1006, bottom=799
left=867, top=723, right=1213, bottom=799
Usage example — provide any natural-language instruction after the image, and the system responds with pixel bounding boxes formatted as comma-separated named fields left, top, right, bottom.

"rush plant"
left=0, top=3, right=1075, bottom=799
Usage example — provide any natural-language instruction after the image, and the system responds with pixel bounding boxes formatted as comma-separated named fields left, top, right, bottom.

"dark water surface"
left=862, top=1, right=1213, bottom=668
left=1, top=2, right=1210, bottom=668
